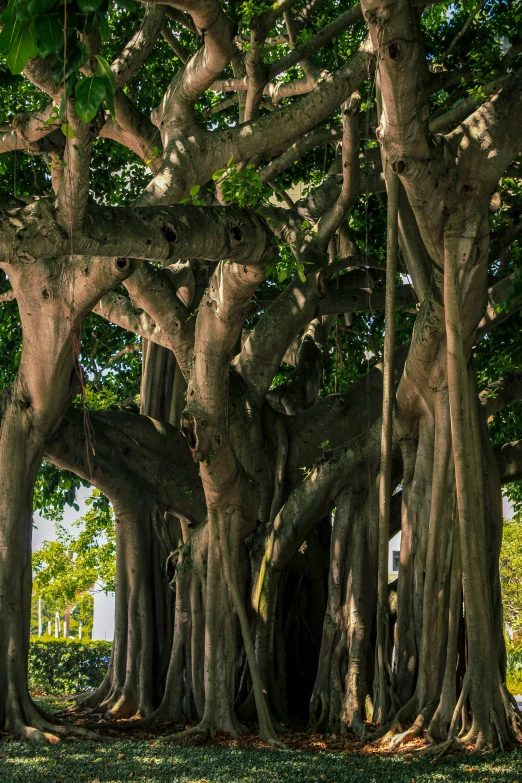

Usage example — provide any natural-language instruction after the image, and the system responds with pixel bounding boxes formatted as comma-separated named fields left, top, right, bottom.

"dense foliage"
left=28, top=639, right=111, bottom=694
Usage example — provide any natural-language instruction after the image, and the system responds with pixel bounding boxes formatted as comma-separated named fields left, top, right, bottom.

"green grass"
left=0, top=695, right=517, bottom=782
left=0, top=739, right=522, bottom=782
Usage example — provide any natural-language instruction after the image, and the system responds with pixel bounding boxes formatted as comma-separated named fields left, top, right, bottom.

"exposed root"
left=370, top=695, right=416, bottom=743
left=10, top=716, right=101, bottom=743
left=388, top=723, right=422, bottom=749
left=159, top=721, right=211, bottom=744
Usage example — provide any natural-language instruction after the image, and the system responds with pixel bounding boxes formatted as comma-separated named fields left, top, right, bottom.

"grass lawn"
left=1, top=739, right=522, bottom=783
left=0, top=697, right=521, bottom=782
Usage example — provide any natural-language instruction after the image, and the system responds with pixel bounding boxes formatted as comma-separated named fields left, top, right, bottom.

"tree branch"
left=123, top=262, right=195, bottom=378
left=480, top=373, right=522, bottom=418
left=152, top=0, right=236, bottom=132
left=1, top=198, right=275, bottom=267
left=93, top=290, right=170, bottom=348
left=112, top=5, right=166, bottom=88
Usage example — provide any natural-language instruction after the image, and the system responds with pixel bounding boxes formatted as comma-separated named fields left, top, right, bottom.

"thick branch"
left=112, top=5, right=166, bottom=88
left=93, top=290, right=170, bottom=348
left=123, top=262, right=195, bottom=378
left=153, top=0, right=236, bottom=131
left=480, top=373, right=522, bottom=418
left=1, top=198, right=274, bottom=267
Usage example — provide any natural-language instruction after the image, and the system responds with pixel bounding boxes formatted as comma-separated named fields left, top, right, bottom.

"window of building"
left=392, top=551, right=400, bottom=572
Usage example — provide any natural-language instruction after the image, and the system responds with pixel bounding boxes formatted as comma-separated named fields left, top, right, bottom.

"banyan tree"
left=1, top=0, right=522, bottom=752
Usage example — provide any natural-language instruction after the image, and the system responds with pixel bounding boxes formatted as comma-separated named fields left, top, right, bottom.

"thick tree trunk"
left=0, top=403, right=48, bottom=737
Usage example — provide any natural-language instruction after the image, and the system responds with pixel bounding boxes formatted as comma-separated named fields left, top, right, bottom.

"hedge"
left=28, top=639, right=112, bottom=694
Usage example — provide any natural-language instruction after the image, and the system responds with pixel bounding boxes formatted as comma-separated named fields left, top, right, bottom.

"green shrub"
left=28, top=638, right=112, bottom=694
left=506, top=640, right=522, bottom=695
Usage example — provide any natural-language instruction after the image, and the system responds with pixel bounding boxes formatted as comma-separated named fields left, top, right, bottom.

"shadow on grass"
left=1, top=739, right=522, bottom=783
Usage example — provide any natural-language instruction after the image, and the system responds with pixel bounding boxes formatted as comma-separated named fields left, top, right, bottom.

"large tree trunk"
left=0, top=402, right=50, bottom=737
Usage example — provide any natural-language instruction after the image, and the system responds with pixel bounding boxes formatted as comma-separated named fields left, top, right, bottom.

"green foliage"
left=0, top=0, right=119, bottom=123
left=213, top=159, right=269, bottom=208
left=500, top=518, right=522, bottom=631
left=32, top=489, right=116, bottom=610
left=28, top=639, right=111, bottom=693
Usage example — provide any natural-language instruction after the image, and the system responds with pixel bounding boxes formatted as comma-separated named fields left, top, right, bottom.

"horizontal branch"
left=476, top=274, right=522, bottom=340
left=93, top=290, right=169, bottom=348
left=2, top=198, right=275, bottom=267
left=480, top=373, right=522, bottom=418
left=495, top=439, right=522, bottom=485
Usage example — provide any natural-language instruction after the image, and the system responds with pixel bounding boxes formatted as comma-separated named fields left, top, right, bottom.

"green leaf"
left=61, top=122, right=74, bottom=139
left=212, top=168, right=226, bottom=180
left=95, top=54, right=115, bottom=95
left=78, top=0, right=103, bottom=10
left=0, top=20, right=22, bottom=57
left=74, top=75, right=106, bottom=123
left=1, top=0, right=18, bottom=25
left=190, top=184, right=200, bottom=197
left=34, top=15, right=63, bottom=54
left=98, top=15, right=110, bottom=40
left=28, top=0, right=57, bottom=16
left=116, top=0, right=136, bottom=9
left=6, top=24, right=38, bottom=74
left=297, top=266, right=306, bottom=283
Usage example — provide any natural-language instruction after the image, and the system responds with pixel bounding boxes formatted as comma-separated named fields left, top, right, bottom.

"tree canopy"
left=0, top=0, right=521, bottom=753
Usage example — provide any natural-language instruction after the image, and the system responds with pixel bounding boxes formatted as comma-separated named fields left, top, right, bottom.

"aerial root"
left=11, top=716, right=101, bottom=743
left=490, top=707, right=505, bottom=752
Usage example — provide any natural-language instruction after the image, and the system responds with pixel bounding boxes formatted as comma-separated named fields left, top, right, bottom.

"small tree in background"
left=31, top=491, right=115, bottom=640
left=500, top=516, right=522, bottom=635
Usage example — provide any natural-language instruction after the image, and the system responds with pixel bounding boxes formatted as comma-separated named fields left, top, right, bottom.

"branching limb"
left=112, top=5, right=166, bottom=88
left=100, top=90, right=163, bottom=172
left=123, top=262, right=195, bottom=378
left=141, top=47, right=372, bottom=204
left=161, top=23, right=189, bottom=62
left=259, top=126, right=342, bottom=183
left=153, top=0, right=236, bottom=132
left=476, top=274, right=522, bottom=339
left=451, top=66, right=522, bottom=185
left=312, top=93, right=361, bottom=253
left=93, top=290, right=170, bottom=349
left=480, top=373, right=522, bottom=418
left=44, top=408, right=205, bottom=526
